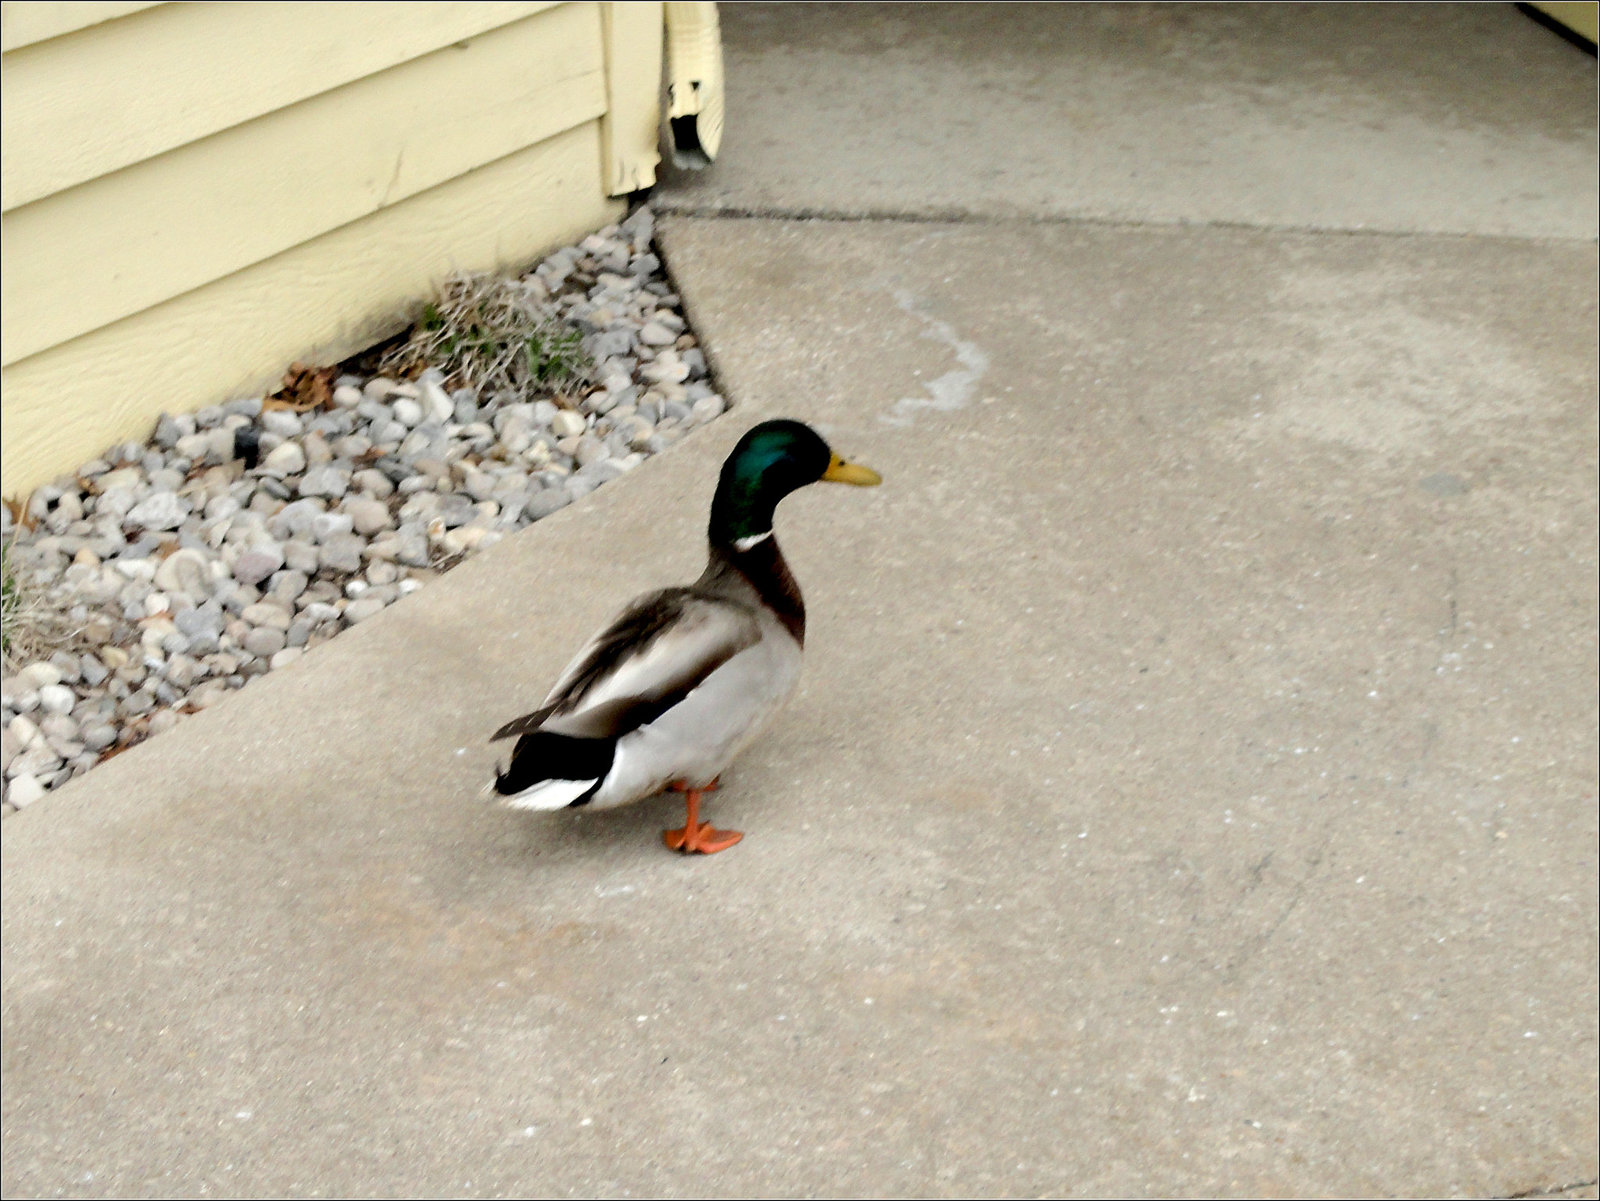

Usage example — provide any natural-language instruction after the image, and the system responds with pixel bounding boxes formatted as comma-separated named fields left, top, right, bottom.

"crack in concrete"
left=1221, top=825, right=1331, bottom=985
left=652, top=199, right=1598, bottom=245
left=1500, top=1180, right=1600, bottom=1199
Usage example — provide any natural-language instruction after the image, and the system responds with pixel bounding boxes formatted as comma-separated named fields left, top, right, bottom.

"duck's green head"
left=709, top=419, right=881, bottom=546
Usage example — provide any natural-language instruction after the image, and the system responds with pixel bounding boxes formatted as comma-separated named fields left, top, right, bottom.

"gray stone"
left=164, top=656, right=201, bottom=690
left=120, top=688, right=156, bottom=717
left=435, top=493, right=478, bottom=529
left=153, top=547, right=213, bottom=600
left=96, top=485, right=140, bottom=522
left=232, top=543, right=284, bottom=586
left=351, top=469, right=395, bottom=500
left=311, top=511, right=355, bottom=543
left=637, top=319, right=676, bottom=346
left=241, top=627, right=286, bottom=658
left=80, top=723, right=117, bottom=753
left=147, top=467, right=185, bottom=493
left=574, top=436, right=610, bottom=467
left=207, top=426, right=239, bottom=463
left=38, top=712, right=79, bottom=743
left=691, top=395, right=726, bottom=423
left=174, top=433, right=211, bottom=463
left=343, top=597, right=387, bottom=625
left=367, top=418, right=407, bottom=446
left=343, top=495, right=391, bottom=536
left=241, top=603, right=293, bottom=631
left=587, top=328, right=634, bottom=359
left=268, top=570, right=309, bottom=603
left=153, top=414, right=185, bottom=449
left=282, top=540, right=320, bottom=575
left=126, top=491, right=189, bottom=531
left=299, top=602, right=342, bottom=626
left=577, top=460, right=629, bottom=488
left=461, top=469, right=496, bottom=502
left=318, top=534, right=366, bottom=574
left=302, top=433, right=333, bottom=466
left=366, top=561, right=399, bottom=586
left=524, top=488, right=572, bottom=520
left=11, top=744, right=62, bottom=779
left=175, top=603, right=225, bottom=641
left=392, top=525, right=431, bottom=568
left=298, top=466, right=350, bottom=499
left=146, top=710, right=181, bottom=736
left=267, top=498, right=323, bottom=540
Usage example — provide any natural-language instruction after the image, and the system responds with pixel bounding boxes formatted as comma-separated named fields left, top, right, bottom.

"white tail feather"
left=496, top=777, right=599, bottom=811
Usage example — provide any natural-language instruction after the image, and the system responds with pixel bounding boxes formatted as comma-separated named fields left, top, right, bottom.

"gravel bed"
left=0, top=208, right=723, bottom=814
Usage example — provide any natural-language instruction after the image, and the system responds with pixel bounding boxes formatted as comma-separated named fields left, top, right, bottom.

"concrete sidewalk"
left=4, top=5, right=1596, bottom=1197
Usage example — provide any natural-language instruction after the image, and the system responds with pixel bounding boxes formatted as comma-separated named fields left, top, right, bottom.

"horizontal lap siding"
left=3, top=122, right=619, bottom=492
left=1, top=1, right=559, bottom=209
left=2, top=3, right=607, bottom=364
left=0, top=1, right=637, bottom=494
left=0, top=2, right=163, bottom=53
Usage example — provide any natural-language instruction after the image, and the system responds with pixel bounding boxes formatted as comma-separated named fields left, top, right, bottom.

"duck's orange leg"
left=663, top=779, right=742, bottom=854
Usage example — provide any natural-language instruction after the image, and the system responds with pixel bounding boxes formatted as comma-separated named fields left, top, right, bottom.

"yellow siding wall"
left=1, top=1, right=665, bottom=496
left=1529, top=2, right=1599, bottom=43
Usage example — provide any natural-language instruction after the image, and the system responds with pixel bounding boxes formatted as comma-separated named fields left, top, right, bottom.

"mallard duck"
left=488, top=419, right=881, bottom=853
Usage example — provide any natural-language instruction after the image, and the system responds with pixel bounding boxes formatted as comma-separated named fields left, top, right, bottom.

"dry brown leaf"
left=3, top=494, right=36, bottom=530
left=265, top=361, right=334, bottom=412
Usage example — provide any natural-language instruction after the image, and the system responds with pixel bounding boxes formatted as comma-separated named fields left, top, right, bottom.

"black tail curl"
left=493, top=730, right=618, bottom=805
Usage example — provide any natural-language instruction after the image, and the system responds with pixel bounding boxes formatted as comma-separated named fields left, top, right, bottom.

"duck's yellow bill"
left=823, top=454, right=882, bottom=486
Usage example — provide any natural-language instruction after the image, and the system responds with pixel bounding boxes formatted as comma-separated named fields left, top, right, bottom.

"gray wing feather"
left=493, top=589, right=763, bottom=743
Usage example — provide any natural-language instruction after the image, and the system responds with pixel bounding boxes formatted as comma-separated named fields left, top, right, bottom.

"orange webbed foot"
left=662, top=821, right=744, bottom=854
left=662, top=782, right=741, bottom=854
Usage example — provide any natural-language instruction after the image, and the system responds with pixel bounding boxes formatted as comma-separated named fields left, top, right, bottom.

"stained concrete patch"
left=883, top=289, right=991, bottom=426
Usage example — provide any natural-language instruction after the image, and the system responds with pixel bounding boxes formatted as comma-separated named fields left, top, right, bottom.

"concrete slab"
left=4, top=213, right=1594, bottom=1197
left=6, top=2, right=1597, bottom=1196
left=657, top=2, right=1598, bottom=238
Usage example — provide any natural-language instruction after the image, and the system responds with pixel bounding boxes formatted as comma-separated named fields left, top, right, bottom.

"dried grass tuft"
left=2, top=540, right=82, bottom=674
left=380, top=272, right=591, bottom=400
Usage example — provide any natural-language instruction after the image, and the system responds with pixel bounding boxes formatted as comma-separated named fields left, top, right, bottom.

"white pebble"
left=9, top=714, right=43, bottom=748
left=261, top=441, right=306, bottom=477
left=550, top=411, right=586, bottom=438
left=7, top=774, right=45, bottom=809
left=15, top=662, right=63, bottom=691
left=270, top=647, right=304, bottom=670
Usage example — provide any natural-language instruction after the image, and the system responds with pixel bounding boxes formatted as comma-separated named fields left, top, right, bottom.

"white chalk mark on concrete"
left=883, top=289, right=990, bottom=426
